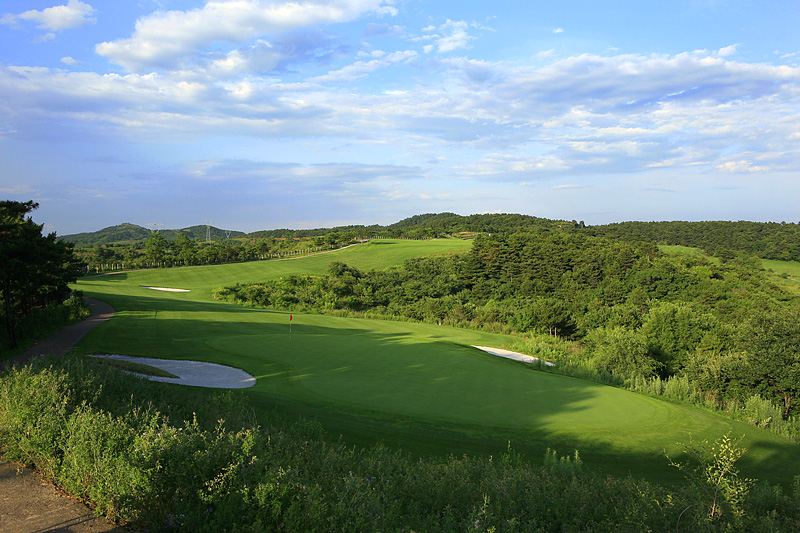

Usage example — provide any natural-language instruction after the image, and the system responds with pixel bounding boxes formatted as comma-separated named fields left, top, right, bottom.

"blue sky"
left=1, top=0, right=799, bottom=234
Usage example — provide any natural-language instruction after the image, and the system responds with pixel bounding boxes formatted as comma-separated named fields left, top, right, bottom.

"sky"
left=1, top=0, right=799, bottom=235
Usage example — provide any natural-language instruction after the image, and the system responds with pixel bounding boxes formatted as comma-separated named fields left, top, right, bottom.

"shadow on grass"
left=70, top=291, right=800, bottom=489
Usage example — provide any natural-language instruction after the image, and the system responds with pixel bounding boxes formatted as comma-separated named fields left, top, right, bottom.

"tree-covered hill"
left=59, top=223, right=245, bottom=245
left=246, top=223, right=383, bottom=240
left=590, top=220, right=800, bottom=262
left=387, top=212, right=570, bottom=234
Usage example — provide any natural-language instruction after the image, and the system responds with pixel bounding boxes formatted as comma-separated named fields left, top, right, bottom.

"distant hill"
left=59, top=223, right=245, bottom=245
left=247, top=224, right=384, bottom=240
left=387, top=212, right=568, bottom=233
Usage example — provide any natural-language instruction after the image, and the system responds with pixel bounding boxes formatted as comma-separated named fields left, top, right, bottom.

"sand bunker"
left=87, top=355, right=256, bottom=388
left=141, top=286, right=191, bottom=292
left=472, top=346, right=555, bottom=367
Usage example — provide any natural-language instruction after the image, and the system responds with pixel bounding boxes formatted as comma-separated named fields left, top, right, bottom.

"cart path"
left=7, top=298, right=115, bottom=368
left=1, top=298, right=122, bottom=532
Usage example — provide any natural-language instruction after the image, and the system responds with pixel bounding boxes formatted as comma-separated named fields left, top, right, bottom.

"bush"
left=585, top=326, right=660, bottom=378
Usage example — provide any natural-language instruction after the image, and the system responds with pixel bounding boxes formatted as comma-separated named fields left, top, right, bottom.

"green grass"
left=658, top=244, right=721, bottom=264
left=72, top=239, right=800, bottom=487
left=762, top=258, right=800, bottom=295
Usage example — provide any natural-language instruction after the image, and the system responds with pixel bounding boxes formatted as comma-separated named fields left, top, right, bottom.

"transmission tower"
left=146, top=222, right=163, bottom=233
left=204, top=220, right=212, bottom=242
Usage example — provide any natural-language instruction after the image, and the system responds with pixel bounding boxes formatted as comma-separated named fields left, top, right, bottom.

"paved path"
left=1, top=298, right=123, bottom=532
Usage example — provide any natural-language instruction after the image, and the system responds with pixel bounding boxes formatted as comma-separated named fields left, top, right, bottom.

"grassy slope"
left=659, top=244, right=800, bottom=295
left=73, top=239, right=800, bottom=486
left=762, top=258, right=800, bottom=295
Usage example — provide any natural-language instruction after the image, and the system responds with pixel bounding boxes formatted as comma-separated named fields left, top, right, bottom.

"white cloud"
left=420, top=19, right=478, bottom=54
left=95, top=0, right=392, bottom=72
left=715, top=160, right=770, bottom=173
left=60, top=56, right=78, bottom=66
left=2, top=47, right=799, bottom=184
left=375, top=4, right=398, bottom=17
left=1, top=0, right=96, bottom=31
left=552, top=27, right=564, bottom=34
left=311, top=49, right=416, bottom=82
left=717, top=44, right=738, bottom=57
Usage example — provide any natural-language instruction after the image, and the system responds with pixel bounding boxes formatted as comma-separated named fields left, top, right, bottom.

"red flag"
left=290, top=314, right=293, bottom=321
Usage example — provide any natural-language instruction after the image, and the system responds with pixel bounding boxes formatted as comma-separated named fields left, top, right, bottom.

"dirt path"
left=6, top=298, right=115, bottom=368
left=1, top=298, right=123, bottom=532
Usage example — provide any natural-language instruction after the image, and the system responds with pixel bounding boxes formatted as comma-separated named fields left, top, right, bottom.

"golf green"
left=72, top=240, right=800, bottom=486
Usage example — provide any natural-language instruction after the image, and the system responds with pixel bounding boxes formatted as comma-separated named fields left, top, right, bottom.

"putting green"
left=209, top=333, right=659, bottom=429
left=72, top=239, right=800, bottom=486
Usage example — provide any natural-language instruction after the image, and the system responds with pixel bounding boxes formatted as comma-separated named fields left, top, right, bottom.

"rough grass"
left=658, top=244, right=722, bottom=264
left=71, top=239, right=800, bottom=487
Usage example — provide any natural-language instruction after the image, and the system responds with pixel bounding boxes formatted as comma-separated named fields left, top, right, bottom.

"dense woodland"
left=216, top=229, right=800, bottom=431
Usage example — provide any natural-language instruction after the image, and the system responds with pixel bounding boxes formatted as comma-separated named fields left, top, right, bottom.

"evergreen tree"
left=1, top=200, right=82, bottom=348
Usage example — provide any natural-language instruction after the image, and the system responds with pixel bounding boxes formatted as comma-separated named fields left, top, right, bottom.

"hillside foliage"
left=590, top=220, right=800, bottom=262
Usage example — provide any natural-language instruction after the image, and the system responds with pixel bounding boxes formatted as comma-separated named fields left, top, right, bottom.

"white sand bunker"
left=472, top=346, right=555, bottom=367
left=88, top=355, right=256, bottom=388
left=141, top=286, right=191, bottom=292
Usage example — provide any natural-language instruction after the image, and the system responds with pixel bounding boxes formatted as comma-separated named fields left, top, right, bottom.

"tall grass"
left=4, top=355, right=799, bottom=531
left=627, top=375, right=800, bottom=442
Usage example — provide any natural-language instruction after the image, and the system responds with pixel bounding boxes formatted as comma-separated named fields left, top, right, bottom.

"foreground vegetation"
left=2, top=356, right=799, bottom=531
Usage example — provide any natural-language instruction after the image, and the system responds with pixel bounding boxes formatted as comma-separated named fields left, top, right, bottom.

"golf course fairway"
left=72, top=239, right=800, bottom=486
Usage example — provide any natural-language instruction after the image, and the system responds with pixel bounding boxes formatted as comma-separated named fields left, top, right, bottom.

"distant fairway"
left=73, top=239, right=800, bottom=486
left=762, top=258, right=800, bottom=295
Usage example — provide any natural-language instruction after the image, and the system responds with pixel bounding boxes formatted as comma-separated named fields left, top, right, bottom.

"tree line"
left=588, top=220, right=800, bottom=262
left=1, top=201, right=85, bottom=350
left=80, top=231, right=361, bottom=272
